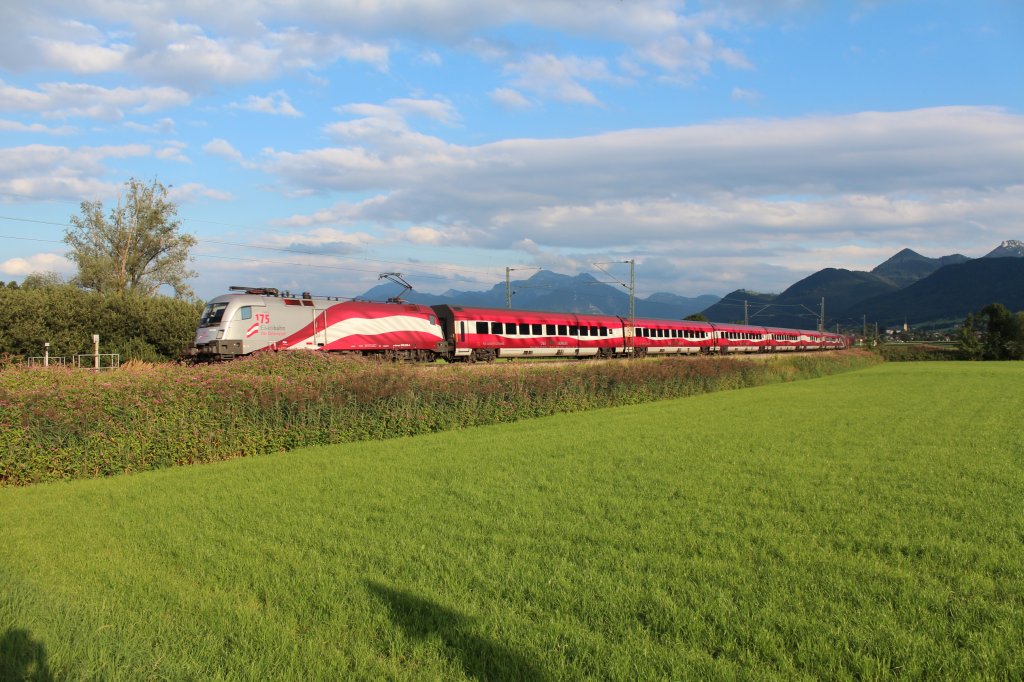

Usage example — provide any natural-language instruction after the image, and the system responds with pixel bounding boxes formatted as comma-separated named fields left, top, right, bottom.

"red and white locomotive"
left=191, top=286, right=851, bottom=362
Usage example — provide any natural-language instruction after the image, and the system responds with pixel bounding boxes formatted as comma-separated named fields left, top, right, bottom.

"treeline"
left=0, top=281, right=203, bottom=363
left=959, top=303, right=1024, bottom=360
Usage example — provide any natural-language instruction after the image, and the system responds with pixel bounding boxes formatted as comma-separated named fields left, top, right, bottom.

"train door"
left=312, top=306, right=327, bottom=348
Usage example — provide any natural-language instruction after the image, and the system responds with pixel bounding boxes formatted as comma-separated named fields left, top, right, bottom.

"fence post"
left=93, top=334, right=100, bottom=371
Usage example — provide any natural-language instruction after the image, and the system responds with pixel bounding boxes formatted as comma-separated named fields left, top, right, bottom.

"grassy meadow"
left=2, top=362, right=1022, bottom=679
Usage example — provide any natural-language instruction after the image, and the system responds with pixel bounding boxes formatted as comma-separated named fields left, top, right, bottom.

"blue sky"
left=0, top=0, right=1021, bottom=301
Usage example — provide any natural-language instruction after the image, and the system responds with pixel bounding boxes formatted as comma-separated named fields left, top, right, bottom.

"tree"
left=980, top=303, right=1024, bottom=360
left=957, top=312, right=982, bottom=360
left=962, top=303, right=1024, bottom=360
left=684, top=313, right=708, bottom=322
left=20, top=271, right=66, bottom=289
left=64, top=178, right=197, bottom=298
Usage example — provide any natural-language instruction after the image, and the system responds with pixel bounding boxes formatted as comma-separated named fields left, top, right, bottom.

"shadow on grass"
left=367, top=581, right=547, bottom=681
left=0, top=628, right=53, bottom=681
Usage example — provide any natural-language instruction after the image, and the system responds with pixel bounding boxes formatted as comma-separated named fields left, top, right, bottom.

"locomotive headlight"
left=216, top=330, right=225, bottom=340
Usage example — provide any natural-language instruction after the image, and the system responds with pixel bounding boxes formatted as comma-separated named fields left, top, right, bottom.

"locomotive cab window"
left=239, top=306, right=252, bottom=320
left=199, top=302, right=229, bottom=327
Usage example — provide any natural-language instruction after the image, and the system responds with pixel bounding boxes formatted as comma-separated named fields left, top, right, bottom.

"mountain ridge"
left=356, top=240, right=1023, bottom=331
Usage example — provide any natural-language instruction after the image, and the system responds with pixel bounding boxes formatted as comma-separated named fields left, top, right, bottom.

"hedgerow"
left=0, top=351, right=881, bottom=485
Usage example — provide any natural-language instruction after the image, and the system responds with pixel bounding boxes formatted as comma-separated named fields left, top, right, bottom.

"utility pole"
left=744, top=300, right=749, bottom=326
left=505, top=266, right=541, bottom=308
left=628, top=258, right=635, bottom=331
left=819, top=297, right=825, bottom=333
left=863, top=314, right=867, bottom=339
left=593, top=259, right=635, bottom=354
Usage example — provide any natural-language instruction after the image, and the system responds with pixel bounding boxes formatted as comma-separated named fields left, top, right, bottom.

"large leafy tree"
left=961, top=303, right=1024, bottom=360
left=64, top=178, right=197, bottom=298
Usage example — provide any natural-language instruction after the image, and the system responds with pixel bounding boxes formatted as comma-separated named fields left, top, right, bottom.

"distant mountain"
left=356, top=240, right=1024, bottom=331
left=872, top=248, right=969, bottom=288
left=841, top=257, right=1024, bottom=327
left=702, top=241, right=1024, bottom=330
left=984, top=240, right=1024, bottom=258
left=699, top=290, right=776, bottom=325
left=359, top=270, right=719, bottom=319
left=701, top=269, right=898, bottom=328
left=646, top=291, right=721, bottom=311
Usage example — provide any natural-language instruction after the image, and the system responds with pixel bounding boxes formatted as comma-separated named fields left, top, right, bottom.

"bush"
left=0, top=351, right=882, bottom=486
left=0, top=285, right=202, bottom=362
left=877, top=344, right=963, bottom=361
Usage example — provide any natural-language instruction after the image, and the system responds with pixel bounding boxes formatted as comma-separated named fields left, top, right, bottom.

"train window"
left=199, top=302, right=228, bottom=327
left=579, top=326, right=589, bottom=336
left=506, top=323, right=517, bottom=334
left=240, top=306, right=252, bottom=320
left=476, top=322, right=488, bottom=334
left=546, top=324, right=556, bottom=335
left=589, top=326, right=598, bottom=336
left=558, top=325, right=567, bottom=335
left=600, top=327, right=608, bottom=336
left=569, top=325, right=578, bottom=335
left=532, top=324, right=542, bottom=335
left=491, top=322, right=502, bottom=334
left=519, top=323, right=530, bottom=335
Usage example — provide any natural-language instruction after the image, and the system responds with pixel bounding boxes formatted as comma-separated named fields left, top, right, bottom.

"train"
left=190, top=286, right=852, bottom=362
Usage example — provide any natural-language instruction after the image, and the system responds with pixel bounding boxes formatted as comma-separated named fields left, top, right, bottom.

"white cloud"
left=0, top=2, right=770, bottom=96
left=202, top=138, right=243, bottom=161
left=731, top=87, right=760, bottom=102
left=33, top=38, right=129, bottom=73
left=502, top=54, right=628, bottom=106
left=155, top=142, right=190, bottom=163
left=232, top=91, right=302, bottom=117
left=0, top=252, right=74, bottom=277
left=490, top=88, right=534, bottom=110
left=0, top=144, right=149, bottom=201
left=0, top=80, right=191, bottom=121
left=417, top=50, right=442, bottom=66
left=0, top=119, right=76, bottom=135
left=168, top=183, right=233, bottom=202
left=263, top=106, right=1024, bottom=275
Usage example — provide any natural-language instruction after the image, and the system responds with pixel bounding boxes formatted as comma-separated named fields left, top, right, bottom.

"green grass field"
left=2, top=362, right=1022, bottom=680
